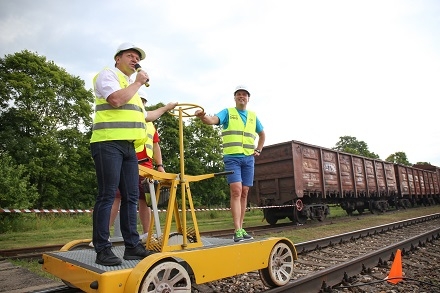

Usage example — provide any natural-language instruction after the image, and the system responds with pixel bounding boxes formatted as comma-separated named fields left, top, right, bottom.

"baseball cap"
left=114, top=42, right=146, bottom=60
left=234, top=85, right=250, bottom=97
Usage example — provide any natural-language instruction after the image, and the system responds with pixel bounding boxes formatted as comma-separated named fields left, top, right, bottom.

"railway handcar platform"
left=42, top=235, right=296, bottom=292
left=40, top=104, right=297, bottom=292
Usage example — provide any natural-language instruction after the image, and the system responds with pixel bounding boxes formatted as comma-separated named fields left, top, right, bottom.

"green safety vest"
left=90, top=68, right=147, bottom=148
left=135, top=122, right=155, bottom=157
left=222, top=108, right=257, bottom=155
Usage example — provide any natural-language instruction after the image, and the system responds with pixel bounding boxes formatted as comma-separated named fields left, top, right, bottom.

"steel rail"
left=264, top=213, right=440, bottom=293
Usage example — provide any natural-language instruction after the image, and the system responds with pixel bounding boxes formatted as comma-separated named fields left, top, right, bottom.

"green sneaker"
left=233, top=230, right=244, bottom=242
left=240, top=228, right=253, bottom=240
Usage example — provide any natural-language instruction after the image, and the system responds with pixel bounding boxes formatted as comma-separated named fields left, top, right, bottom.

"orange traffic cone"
left=386, top=249, right=403, bottom=284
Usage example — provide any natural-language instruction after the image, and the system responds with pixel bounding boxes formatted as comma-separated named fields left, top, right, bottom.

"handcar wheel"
left=258, top=242, right=294, bottom=288
left=168, top=232, right=196, bottom=245
left=139, top=261, right=191, bottom=293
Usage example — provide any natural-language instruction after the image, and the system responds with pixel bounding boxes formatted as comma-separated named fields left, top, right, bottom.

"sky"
left=1, top=0, right=440, bottom=166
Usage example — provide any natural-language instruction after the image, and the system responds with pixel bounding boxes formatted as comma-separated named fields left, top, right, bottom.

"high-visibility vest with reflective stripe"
left=90, top=68, right=147, bottom=148
left=135, top=122, right=155, bottom=157
left=222, top=108, right=257, bottom=155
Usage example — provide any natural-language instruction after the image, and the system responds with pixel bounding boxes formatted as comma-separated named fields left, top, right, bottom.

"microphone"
left=135, top=64, right=150, bottom=87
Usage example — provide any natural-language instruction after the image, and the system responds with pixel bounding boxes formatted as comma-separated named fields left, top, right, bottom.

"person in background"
left=110, top=91, right=165, bottom=241
left=90, top=42, right=177, bottom=266
left=194, top=85, right=265, bottom=242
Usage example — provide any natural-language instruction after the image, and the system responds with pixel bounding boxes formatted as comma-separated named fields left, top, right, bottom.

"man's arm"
left=195, top=110, right=220, bottom=125
left=152, top=142, right=164, bottom=172
left=145, top=102, right=178, bottom=122
left=107, top=82, right=144, bottom=108
left=256, top=130, right=266, bottom=152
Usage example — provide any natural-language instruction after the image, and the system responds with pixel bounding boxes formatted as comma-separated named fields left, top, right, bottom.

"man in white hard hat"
left=90, top=42, right=177, bottom=266
left=195, top=85, right=265, bottom=242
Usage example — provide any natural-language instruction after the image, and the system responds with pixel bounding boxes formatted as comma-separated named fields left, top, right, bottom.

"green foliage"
left=0, top=50, right=230, bottom=211
left=0, top=50, right=96, bottom=209
left=184, top=118, right=229, bottom=206
left=414, top=161, right=431, bottom=165
left=385, top=151, right=411, bottom=166
left=0, top=152, right=39, bottom=209
left=332, top=135, right=379, bottom=159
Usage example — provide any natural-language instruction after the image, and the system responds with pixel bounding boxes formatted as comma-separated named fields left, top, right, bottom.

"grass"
left=3, top=205, right=440, bottom=282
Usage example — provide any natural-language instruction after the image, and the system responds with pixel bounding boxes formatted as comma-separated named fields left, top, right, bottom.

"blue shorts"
left=223, top=156, right=255, bottom=186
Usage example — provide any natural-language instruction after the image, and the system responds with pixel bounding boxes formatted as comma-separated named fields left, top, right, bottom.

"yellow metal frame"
left=138, top=104, right=215, bottom=252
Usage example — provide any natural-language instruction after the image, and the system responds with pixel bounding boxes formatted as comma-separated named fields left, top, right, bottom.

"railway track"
left=0, top=207, right=424, bottom=260
left=0, top=222, right=303, bottom=260
left=5, top=213, right=440, bottom=293
left=262, top=213, right=440, bottom=293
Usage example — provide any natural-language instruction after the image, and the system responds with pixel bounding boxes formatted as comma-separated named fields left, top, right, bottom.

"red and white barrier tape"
left=0, top=208, right=93, bottom=213
left=0, top=205, right=295, bottom=214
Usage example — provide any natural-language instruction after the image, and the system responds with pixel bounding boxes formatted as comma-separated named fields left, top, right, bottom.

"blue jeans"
left=90, top=140, right=140, bottom=252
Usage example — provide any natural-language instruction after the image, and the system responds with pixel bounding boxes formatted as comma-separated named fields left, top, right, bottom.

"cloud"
left=1, top=0, right=439, bottom=165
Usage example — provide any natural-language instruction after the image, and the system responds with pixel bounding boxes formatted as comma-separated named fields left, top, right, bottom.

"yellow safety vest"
left=90, top=68, right=147, bottom=148
left=135, top=122, right=155, bottom=157
left=222, top=108, right=257, bottom=155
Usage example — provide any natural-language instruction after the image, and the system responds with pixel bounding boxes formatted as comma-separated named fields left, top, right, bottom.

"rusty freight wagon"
left=400, top=164, right=440, bottom=206
left=248, top=140, right=399, bottom=225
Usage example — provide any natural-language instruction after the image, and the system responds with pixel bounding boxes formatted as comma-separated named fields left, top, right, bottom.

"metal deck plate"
left=47, top=236, right=235, bottom=274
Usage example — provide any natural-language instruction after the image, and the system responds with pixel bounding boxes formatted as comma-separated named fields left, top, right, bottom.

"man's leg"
left=91, top=141, right=123, bottom=252
left=118, top=142, right=141, bottom=248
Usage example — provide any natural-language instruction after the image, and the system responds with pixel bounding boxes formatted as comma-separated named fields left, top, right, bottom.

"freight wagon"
left=248, top=140, right=440, bottom=225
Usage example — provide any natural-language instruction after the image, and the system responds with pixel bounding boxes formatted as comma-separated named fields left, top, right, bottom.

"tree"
left=184, top=118, right=229, bottom=207
left=414, top=161, right=431, bottom=165
left=0, top=152, right=39, bottom=208
left=332, top=136, right=379, bottom=159
left=385, top=152, right=411, bottom=166
left=0, top=50, right=96, bottom=209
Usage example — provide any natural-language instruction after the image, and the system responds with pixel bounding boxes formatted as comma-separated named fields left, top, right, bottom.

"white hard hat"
left=114, top=42, right=146, bottom=60
left=138, top=91, right=148, bottom=102
left=234, top=85, right=250, bottom=97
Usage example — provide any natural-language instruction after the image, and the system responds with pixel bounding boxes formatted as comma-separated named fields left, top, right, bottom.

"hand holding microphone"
left=135, top=64, right=150, bottom=87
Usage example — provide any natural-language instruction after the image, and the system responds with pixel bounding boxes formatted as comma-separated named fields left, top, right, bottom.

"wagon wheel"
left=168, top=103, right=204, bottom=118
left=258, top=242, right=294, bottom=288
left=345, top=207, right=354, bottom=216
left=139, top=261, right=191, bottom=293
left=293, top=207, right=308, bottom=225
left=264, top=209, right=278, bottom=225
left=316, top=211, right=326, bottom=222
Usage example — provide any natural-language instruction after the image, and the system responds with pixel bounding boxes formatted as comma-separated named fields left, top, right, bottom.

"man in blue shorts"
left=195, top=85, right=265, bottom=242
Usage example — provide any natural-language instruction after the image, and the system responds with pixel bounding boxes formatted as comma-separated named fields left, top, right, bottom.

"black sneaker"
left=123, top=243, right=154, bottom=260
left=96, top=247, right=122, bottom=266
